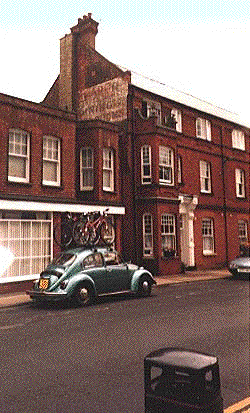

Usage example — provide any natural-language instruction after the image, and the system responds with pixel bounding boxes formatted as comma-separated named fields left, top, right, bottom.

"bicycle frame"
left=72, top=208, right=115, bottom=247
left=85, top=212, right=106, bottom=232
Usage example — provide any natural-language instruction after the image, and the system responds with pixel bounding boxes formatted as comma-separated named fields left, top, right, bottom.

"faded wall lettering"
left=79, top=77, right=128, bottom=122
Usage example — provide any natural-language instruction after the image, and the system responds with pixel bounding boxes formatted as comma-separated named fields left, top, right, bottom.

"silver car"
left=229, top=244, right=250, bottom=278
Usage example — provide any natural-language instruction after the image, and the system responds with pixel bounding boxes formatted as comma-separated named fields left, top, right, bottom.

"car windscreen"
left=52, top=253, right=76, bottom=267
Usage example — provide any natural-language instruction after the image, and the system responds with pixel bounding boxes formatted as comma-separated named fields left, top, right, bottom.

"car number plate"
left=39, top=278, right=49, bottom=289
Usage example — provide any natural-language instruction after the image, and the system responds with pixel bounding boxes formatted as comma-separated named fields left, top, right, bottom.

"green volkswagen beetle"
left=27, top=247, right=156, bottom=306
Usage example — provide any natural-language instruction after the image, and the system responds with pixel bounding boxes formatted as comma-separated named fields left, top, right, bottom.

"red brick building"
left=0, top=14, right=249, bottom=293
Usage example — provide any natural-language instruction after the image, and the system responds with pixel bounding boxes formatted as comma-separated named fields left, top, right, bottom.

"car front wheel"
left=137, top=276, right=152, bottom=297
left=73, top=283, right=95, bottom=306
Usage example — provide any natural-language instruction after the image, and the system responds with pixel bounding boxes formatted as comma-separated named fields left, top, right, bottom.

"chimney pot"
left=70, top=14, right=98, bottom=49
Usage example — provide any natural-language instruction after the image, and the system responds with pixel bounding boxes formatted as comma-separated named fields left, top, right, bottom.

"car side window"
left=93, top=253, right=104, bottom=267
left=103, top=251, right=119, bottom=265
left=82, top=253, right=104, bottom=269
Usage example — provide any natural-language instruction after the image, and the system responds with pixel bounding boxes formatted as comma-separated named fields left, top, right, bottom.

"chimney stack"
left=59, top=13, right=99, bottom=111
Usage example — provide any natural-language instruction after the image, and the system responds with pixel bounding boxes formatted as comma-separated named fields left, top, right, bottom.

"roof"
left=124, top=69, right=247, bottom=127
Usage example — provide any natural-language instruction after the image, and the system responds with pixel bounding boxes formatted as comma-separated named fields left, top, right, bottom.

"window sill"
left=231, top=146, right=245, bottom=152
left=159, top=182, right=174, bottom=186
left=42, top=184, right=63, bottom=190
left=196, top=136, right=212, bottom=142
left=103, top=189, right=115, bottom=194
left=161, top=255, right=179, bottom=260
left=161, top=125, right=181, bottom=133
left=203, top=252, right=217, bottom=257
left=8, top=180, right=32, bottom=187
left=80, top=188, right=94, bottom=192
left=200, top=191, right=213, bottom=196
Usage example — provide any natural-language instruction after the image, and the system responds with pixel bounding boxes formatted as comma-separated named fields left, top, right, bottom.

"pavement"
left=1, top=268, right=249, bottom=413
left=0, top=267, right=231, bottom=308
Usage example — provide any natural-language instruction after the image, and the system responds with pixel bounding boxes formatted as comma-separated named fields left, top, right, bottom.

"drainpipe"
left=220, top=126, right=229, bottom=265
left=127, top=87, right=138, bottom=263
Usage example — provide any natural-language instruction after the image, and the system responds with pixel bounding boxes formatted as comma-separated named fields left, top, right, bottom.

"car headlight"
left=230, top=263, right=238, bottom=269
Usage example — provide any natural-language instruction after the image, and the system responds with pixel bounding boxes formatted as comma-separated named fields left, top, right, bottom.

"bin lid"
left=145, top=348, right=218, bottom=370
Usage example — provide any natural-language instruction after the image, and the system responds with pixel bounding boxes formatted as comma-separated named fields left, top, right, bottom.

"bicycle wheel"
left=73, top=221, right=89, bottom=246
left=100, top=221, right=115, bottom=246
left=53, top=222, right=73, bottom=248
left=88, top=227, right=100, bottom=245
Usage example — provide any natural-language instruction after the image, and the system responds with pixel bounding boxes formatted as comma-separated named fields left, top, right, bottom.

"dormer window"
left=171, top=109, right=182, bottom=132
left=196, top=118, right=211, bottom=141
left=232, top=129, right=245, bottom=150
left=141, top=99, right=161, bottom=124
left=164, top=109, right=182, bottom=132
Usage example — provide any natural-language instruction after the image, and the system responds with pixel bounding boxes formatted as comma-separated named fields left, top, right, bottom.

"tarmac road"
left=0, top=274, right=249, bottom=413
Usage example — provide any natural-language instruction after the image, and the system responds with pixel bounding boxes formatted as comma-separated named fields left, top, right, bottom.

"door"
left=179, top=195, right=198, bottom=268
left=103, top=251, right=130, bottom=292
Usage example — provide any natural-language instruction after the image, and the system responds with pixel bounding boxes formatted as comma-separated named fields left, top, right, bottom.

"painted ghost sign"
left=79, top=77, right=128, bottom=122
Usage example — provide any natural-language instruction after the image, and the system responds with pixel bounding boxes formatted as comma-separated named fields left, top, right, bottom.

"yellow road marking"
left=224, top=397, right=250, bottom=413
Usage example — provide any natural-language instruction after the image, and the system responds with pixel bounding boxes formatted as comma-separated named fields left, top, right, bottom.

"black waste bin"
left=144, top=347, right=223, bottom=413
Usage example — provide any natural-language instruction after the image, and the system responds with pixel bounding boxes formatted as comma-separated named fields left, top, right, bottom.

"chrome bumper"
left=26, top=290, right=68, bottom=301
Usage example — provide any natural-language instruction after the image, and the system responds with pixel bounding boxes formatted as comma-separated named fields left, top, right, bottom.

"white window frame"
left=232, top=130, right=245, bottom=151
left=202, top=218, right=215, bottom=255
left=238, top=220, right=248, bottom=244
left=143, top=99, right=161, bottom=125
left=171, top=108, right=182, bottom=132
left=8, top=129, right=30, bottom=183
left=42, top=136, right=61, bottom=186
left=235, top=169, right=245, bottom=198
left=141, top=145, right=152, bottom=184
left=161, top=214, right=176, bottom=255
left=80, top=147, right=94, bottom=190
left=103, top=148, right=114, bottom=192
left=196, top=118, right=211, bottom=141
left=177, top=156, right=182, bottom=184
left=0, top=215, right=52, bottom=279
left=159, top=146, right=174, bottom=185
left=143, top=214, right=153, bottom=257
left=200, top=161, right=211, bottom=193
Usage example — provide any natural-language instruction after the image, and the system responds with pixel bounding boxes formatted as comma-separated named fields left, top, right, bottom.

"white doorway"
left=179, top=195, right=198, bottom=268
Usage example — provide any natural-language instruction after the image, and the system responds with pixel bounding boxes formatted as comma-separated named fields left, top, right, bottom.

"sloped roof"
left=124, top=69, right=247, bottom=127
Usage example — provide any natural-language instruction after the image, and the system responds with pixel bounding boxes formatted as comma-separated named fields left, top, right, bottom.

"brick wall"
left=0, top=94, right=76, bottom=201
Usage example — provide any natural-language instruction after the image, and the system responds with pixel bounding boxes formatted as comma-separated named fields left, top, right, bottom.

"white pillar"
left=179, top=195, right=198, bottom=268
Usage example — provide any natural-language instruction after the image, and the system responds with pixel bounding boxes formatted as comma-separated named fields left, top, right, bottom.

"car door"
left=82, top=252, right=108, bottom=294
left=103, top=251, right=130, bottom=293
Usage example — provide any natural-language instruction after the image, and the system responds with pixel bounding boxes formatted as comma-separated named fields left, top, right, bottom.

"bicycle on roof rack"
left=53, top=212, right=78, bottom=248
left=53, top=209, right=115, bottom=248
left=73, top=208, right=115, bottom=247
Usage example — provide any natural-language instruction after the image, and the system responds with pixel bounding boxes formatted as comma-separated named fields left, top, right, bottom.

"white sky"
left=0, top=0, right=249, bottom=126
